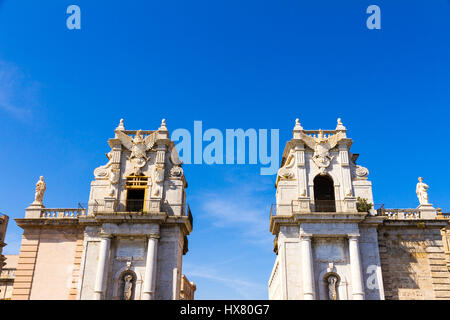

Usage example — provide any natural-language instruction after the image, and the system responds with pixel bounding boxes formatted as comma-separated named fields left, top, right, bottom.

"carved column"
left=348, top=235, right=365, bottom=300
left=142, top=235, right=159, bottom=300
left=300, top=234, right=315, bottom=300
left=295, top=144, right=310, bottom=212
left=94, top=234, right=112, bottom=300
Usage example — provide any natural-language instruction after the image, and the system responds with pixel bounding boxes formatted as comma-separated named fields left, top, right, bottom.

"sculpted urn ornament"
left=33, top=176, right=46, bottom=205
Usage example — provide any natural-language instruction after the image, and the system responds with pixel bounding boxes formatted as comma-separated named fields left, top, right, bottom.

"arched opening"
left=313, top=175, right=336, bottom=212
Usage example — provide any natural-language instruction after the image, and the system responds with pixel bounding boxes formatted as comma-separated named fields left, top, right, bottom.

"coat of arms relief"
left=301, top=130, right=346, bottom=175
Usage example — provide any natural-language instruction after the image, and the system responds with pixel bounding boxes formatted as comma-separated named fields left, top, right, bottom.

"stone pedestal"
left=344, top=197, right=358, bottom=213
left=103, top=197, right=117, bottom=212
left=25, top=203, right=44, bottom=218
left=296, top=197, right=311, bottom=213
left=149, top=198, right=161, bottom=213
left=418, top=204, right=437, bottom=219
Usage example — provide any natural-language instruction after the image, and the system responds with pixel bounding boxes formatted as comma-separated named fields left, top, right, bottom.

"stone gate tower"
left=268, top=118, right=385, bottom=300
left=12, top=119, right=194, bottom=300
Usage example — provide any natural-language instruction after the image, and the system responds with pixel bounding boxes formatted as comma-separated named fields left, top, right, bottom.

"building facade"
left=11, top=119, right=195, bottom=300
left=0, top=254, right=18, bottom=300
left=0, top=214, right=8, bottom=273
left=268, top=119, right=450, bottom=300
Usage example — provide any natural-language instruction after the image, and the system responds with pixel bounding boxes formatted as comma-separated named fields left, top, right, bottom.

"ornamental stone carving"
left=355, top=165, right=369, bottom=179
left=170, top=165, right=184, bottom=179
left=94, top=151, right=114, bottom=179
left=116, top=129, right=157, bottom=175
left=108, top=164, right=120, bottom=197
left=277, top=151, right=295, bottom=180
left=300, top=129, right=346, bottom=175
left=152, top=165, right=165, bottom=197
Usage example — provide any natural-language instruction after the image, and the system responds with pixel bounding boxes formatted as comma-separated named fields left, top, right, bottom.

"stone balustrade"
left=380, top=208, right=426, bottom=220
left=0, top=268, right=15, bottom=280
left=303, top=129, right=336, bottom=139
left=40, top=208, right=86, bottom=219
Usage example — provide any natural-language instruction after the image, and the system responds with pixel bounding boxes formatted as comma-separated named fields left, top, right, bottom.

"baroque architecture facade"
left=269, top=119, right=450, bottom=300
left=11, top=119, right=195, bottom=300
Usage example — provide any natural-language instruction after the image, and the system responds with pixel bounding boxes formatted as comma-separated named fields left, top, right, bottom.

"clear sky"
left=0, top=0, right=449, bottom=299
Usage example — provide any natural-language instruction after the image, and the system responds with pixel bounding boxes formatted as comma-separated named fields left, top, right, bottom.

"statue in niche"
left=119, top=271, right=136, bottom=300
left=327, top=275, right=338, bottom=300
left=123, top=274, right=134, bottom=300
left=33, top=176, right=46, bottom=204
left=416, top=177, right=430, bottom=205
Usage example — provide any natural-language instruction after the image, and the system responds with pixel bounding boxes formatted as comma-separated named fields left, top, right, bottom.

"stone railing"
left=379, top=208, right=424, bottom=220
left=303, top=129, right=336, bottom=139
left=82, top=200, right=193, bottom=224
left=40, top=208, right=87, bottom=219
left=272, top=199, right=358, bottom=215
left=0, top=268, right=15, bottom=280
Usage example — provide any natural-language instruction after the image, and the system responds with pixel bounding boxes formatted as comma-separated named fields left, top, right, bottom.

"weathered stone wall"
left=441, top=225, right=450, bottom=272
left=378, top=221, right=450, bottom=300
left=156, top=225, right=184, bottom=300
left=268, top=255, right=282, bottom=300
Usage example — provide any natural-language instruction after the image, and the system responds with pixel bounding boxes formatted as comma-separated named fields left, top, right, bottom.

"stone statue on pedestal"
left=416, top=177, right=430, bottom=206
left=33, top=176, right=46, bottom=205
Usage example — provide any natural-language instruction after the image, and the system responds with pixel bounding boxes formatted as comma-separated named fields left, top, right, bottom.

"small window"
left=126, top=189, right=145, bottom=212
left=314, top=175, right=336, bottom=212
left=125, top=176, right=148, bottom=212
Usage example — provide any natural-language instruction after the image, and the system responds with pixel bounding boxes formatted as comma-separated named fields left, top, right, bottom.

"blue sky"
left=0, top=0, right=449, bottom=299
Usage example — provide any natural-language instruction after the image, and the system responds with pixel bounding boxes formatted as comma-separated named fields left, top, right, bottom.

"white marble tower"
left=268, top=118, right=385, bottom=300
left=77, top=119, right=193, bottom=300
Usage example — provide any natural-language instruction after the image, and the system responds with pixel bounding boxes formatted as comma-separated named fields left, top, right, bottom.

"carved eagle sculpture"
left=300, top=130, right=345, bottom=174
left=116, top=130, right=157, bottom=161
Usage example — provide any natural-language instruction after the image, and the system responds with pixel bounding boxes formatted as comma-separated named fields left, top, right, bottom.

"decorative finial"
left=336, top=117, right=346, bottom=131
left=159, top=118, right=168, bottom=131
left=293, top=118, right=303, bottom=138
left=116, top=118, right=125, bottom=131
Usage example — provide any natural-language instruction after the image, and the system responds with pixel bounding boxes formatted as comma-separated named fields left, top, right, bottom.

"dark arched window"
left=313, top=175, right=335, bottom=212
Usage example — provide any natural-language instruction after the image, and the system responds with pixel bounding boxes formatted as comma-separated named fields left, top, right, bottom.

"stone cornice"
left=270, top=212, right=369, bottom=235
left=15, top=211, right=193, bottom=236
left=80, top=212, right=193, bottom=235
left=14, top=218, right=84, bottom=229
left=381, top=219, right=449, bottom=229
